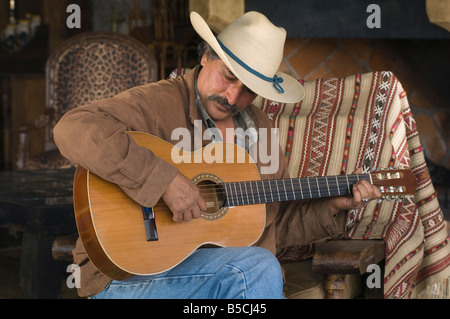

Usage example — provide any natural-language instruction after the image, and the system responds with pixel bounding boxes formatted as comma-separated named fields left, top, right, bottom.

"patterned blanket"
left=255, top=71, right=450, bottom=299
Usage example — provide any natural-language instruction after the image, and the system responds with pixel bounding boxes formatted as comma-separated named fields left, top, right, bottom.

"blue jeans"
left=92, top=246, right=284, bottom=299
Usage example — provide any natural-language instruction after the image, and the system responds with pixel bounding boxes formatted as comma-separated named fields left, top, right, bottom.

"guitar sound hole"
left=196, top=180, right=226, bottom=216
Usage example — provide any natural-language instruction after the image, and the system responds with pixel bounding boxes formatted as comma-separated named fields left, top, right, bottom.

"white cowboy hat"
left=190, top=11, right=305, bottom=104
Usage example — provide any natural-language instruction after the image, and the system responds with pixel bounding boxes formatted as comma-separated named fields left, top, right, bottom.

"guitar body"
left=73, top=132, right=266, bottom=280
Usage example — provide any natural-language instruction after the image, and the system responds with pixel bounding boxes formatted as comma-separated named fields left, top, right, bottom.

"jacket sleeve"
left=275, top=198, right=348, bottom=249
left=273, top=145, right=347, bottom=249
left=53, top=86, right=179, bottom=208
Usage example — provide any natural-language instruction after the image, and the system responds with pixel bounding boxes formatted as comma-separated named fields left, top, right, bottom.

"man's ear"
left=200, top=53, right=209, bottom=67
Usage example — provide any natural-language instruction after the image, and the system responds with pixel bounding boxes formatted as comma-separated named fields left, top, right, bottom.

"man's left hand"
left=328, top=168, right=382, bottom=215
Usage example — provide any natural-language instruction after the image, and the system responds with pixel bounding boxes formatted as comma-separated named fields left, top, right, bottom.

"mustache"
left=206, top=95, right=239, bottom=114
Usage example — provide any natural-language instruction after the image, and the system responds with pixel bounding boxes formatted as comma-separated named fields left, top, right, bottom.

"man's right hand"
left=162, top=172, right=207, bottom=222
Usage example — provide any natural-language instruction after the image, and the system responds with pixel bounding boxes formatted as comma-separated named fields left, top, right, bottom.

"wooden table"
left=0, top=168, right=76, bottom=298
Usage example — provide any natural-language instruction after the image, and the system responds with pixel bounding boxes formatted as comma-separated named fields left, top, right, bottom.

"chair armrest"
left=18, top=108, right=55, bottom=133
left=312, top=239, right=385, bottom=299
left=312, top=239, right=385, bottom=274
left=16, top=108, right=56, bottom=169
left=52, top=233, right=77, bottom=262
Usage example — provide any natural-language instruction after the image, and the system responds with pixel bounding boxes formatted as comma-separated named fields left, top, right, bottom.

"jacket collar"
left=184, top=65, right=202, bottom=126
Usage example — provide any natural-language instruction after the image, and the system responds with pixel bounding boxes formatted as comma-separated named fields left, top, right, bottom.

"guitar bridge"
left=142, top=206, right=158, bottom=241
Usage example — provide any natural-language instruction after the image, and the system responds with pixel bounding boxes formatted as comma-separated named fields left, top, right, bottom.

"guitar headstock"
left=370, top=168, right=417, bottom=199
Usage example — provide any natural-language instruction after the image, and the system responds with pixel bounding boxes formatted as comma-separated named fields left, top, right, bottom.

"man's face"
left=196, top=54, right=257, bottom=124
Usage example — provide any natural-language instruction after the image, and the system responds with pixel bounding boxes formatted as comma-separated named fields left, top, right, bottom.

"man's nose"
left=225, top=81, right=245, bottom=106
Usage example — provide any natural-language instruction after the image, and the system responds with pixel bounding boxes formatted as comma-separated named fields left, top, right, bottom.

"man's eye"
left=224, top=73, right=235, bottom=81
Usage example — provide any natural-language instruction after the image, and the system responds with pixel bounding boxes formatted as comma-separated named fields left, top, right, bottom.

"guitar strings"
left=146, top=173, right=406, bottom=212
left=150, top=174, right=377, bottom=210
left=195, top=174, right=369, bottom=198
left=150, top=183, right=349, bottom=211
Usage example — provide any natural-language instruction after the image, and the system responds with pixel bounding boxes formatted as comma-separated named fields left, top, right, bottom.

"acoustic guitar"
left=73, top=131, right=417, bottom=280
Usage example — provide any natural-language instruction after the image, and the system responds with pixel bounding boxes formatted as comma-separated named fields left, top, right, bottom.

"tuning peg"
left=381, top=195, right=394, bottom=202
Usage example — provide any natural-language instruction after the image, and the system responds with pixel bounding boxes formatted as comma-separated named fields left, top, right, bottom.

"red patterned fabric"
left=256, top=71, right=449, bottom=298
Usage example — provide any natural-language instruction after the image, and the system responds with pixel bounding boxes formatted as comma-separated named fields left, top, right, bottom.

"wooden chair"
left=17, top=31, right=158, bottom=170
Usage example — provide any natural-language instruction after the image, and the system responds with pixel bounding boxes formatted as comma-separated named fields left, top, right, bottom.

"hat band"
left=216, top=38, right=285, bottom=94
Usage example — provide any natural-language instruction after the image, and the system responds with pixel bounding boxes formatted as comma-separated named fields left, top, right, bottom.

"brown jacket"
left=53, top=66, right=346, bottom=297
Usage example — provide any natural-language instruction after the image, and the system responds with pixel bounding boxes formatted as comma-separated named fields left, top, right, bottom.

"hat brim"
left=190, top=12, right=305, bottom=104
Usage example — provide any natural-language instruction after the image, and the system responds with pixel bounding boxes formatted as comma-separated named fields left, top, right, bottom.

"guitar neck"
left=223, top=174, right=370, bottom=207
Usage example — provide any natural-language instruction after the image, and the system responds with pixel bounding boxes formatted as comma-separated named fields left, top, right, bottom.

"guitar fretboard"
left=223, top=174, right=370, bottom=207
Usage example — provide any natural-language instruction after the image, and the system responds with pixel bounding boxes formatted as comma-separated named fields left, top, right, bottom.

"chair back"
left=45, top=31, right=158, bottom=147
left=17, top=32, right=158, bottom=170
